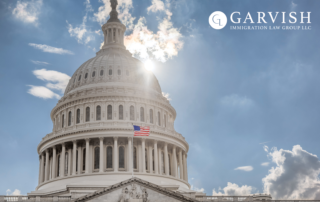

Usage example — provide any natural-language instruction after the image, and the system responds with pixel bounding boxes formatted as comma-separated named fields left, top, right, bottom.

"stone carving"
left=118, top=184, right=149, bottom=202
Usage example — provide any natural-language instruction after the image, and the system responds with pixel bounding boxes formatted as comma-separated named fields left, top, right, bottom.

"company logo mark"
left=209, top=11, right=227, bottom=29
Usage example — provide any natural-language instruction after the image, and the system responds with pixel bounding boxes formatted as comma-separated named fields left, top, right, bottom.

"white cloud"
left=191, top=185, right=205, bottom=193
left=147, top=0, right=165, bottom=13
left=291, top=2, right=297, bottom=9
left=263, top=145, right=320, bottom=199
left=264, top=145, right=269, bottom=152
left=29, top=43, right=74, bottom=55
left=162, top=92, right=171, bottom=100
left=261, top=162, right=270, bottom=166
left=6, top=189, right=21, bottom=196
left=28, top=86, right=61, bottom=99
left=220, top=94, right=254, bottom=108
left=235, top=166, right=253, bottom=172
left=12, top=0, right=42, bottom=24
left=212, top=182, right=255, bottom=196
left=33, top=69, right=70, bottom=93
left=31, top=60, right=49, bottom=65
left=6, top=189, right=11, bottom=195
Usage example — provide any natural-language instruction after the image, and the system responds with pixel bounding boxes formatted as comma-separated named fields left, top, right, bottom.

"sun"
left=144, top=59, right=155, bottom=72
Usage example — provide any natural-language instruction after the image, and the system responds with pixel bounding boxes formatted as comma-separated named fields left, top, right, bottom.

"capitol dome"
left=33, top=0, right=190, bottom=197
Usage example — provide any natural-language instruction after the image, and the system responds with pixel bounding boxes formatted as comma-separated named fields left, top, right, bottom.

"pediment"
left=75, top=177, right=198, bottom=202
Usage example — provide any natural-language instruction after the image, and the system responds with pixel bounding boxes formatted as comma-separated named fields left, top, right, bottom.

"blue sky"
left=1, top=0, right=320, bottom=199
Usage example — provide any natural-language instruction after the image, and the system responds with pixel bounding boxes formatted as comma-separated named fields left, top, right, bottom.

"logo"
left=209, top=11, right=227, bottom=29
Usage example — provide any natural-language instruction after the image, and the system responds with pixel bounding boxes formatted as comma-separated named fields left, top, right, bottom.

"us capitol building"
left=0, top=1, right=276, bottom=202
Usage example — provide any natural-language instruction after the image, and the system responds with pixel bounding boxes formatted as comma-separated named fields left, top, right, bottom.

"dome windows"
left=107, top=146, right=113, bottom=169
left=78, top=75, right=81, bottom=81
left=96, top=106, right=101, bottom=120
left=100, top=70, right=104, bottom=76
left=92, top=71, right=96, bottom=77
left=86, top=107, right=90, bottom=122
left=107, top=105, right=112, bottom=120
left=109, top=69, right=112, bottom=75
left=118, top=69, right=121, bottom=75
left=85, top=73, right=88, bottom=79
left=119, top=105, right=123, bottom=120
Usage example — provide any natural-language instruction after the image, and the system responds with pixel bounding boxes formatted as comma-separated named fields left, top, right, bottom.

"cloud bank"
left=28, top=43, right=74, bottom=55
left=12, top=0, right=42, bottom=25
left=212, top=182, right=255, bottom=196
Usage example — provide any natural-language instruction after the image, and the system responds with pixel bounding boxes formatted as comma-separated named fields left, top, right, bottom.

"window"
left=119, top=105, right=123, bottom=120
left=83, top=149, right=86, bottom=171
left=164, top=115, right=166, bottom=127
left=118, top=69, right=121, bottom=75
left=94, top=147, right=100, bottom=170
left=140, top=107, right=144, bottom=122
left=76, top=109, right=80, bottom=124
left=130, top=106, right=134, bottom=121
left=126, top=70, right=129, bottom=76
left=85, top=73, right=88, bottom=79
left=161, top=152, right=165, bottom=174
left=107, top=146, right=113, bottom=168
left=65, top=152, right=68, bottom=175
left=68, top=111, right=72, bottom=126
left=62, top=114, right=65, bottom=128
left=158, top=112, right=161, bottom=126
left=100, top=70, right=104, bottom=76
left=92, top=71, right=96, bottom=77
left=168, top=155, right=171, bottom=175
left=86, top=107, right=90, bottom=122
left=150, top=109, right=153, bottom=124
left=133, top=147, right=137, bottom=169
left=96, top=106, right=101, bottom=120
left=109, top=69, right=112, bottom=75
left=78, top=75, right=81, bottom=81
left=57, top=155, right=60, bottom=177
left=76, top=150, right=78, bottom=172
left=145, top=148, right=148, bottom=170
left=119, top=146, right=125, bottom=169
left=107, top=105, right=112, bottom=120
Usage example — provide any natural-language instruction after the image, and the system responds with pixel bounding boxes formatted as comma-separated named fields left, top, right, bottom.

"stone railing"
left=0, top=196, right=72, bottom=202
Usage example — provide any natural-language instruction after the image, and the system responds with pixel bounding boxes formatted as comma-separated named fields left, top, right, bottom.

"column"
left=72, top=141, right=77, bottom=175
left=45, top=149, right=49, bottom=181
left=178, top=149, right=184, bottom=180
left=85, top=139, right=90, bottom=174
left=111, top=28, right=114, bottom=42
left=128, top=137, right=132, bottom=172
left=99, top=137, right=104, bottom=173
left=38, top=155, right=42, bottom=184
left=158, top=146, right=162, bottom=174
left=68, top=148, right=72, bottom=176
left=148, top=144, right=153, bottom=173
left=141, top=138, right=146, bottom=173
left=154, top=141, right=158, bottom=174
left=164, top=143, right=169, bottom=176
left=172, top=146, right=177, bottom=177
left=183, top=153, right=188, bottom=181
left=114, top=137, right=118, bottom=172
left=78, top=144, right=82, bottom=174
left=60, top=143, right=66, bottom=177
left=52, top=146, right=56, bottom=179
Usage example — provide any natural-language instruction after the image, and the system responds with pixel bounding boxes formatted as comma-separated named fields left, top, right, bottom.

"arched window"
left=107, top=105, right=112, bottom=120
left=76, top=150, right=78, bottom=172
left=92, top=71, right=96, bottom=77
left=83, top=149, right=86, bottom=171
left=161, top=152, right=165, bottom=174
left=119, top=146, right=125, bottom=169
left=107, top=146, right=113, bottom=168
left=133, top=147, right=137, bottom=169
left=57, top=155, right=60, bottom=177
left=100, top=70, right=104, bottom=76
left=76, top=109, right=80, bottom=124
left=118, top=69, right=121, bottom=75
left=130, top=106, right=134, bottom=121
left=78, top=75, right=81, bottom=81
left=145, top=148, right=148, bottom=170
left=152, top=150, right=155, bottom=171
left=94, top=147, right=100, bottom=170
left=65, top=152, right=68, bottom=175
left=140, top=107, right=144, bottom=122
left=85, top=73, right=88, bottom=79
left=96, top=105, right=101, bottom=120
left=126, top=70, right=129, bottom=76
left=86, top=107, right=90, bottom=122
left=68, top=111, right=72, bottom=126
left=119, top=105, right=123, bottom=120
left=168, top=155, right=171, bottom=175
left=164, top=114, right=166, bottom=128
left=158, top=112, right=161, bottom=126
left=150, top=109, right=153, bottom=124
left=62, top=114, right=65, bottom=128
left=109, top=69, right=112, bottom=75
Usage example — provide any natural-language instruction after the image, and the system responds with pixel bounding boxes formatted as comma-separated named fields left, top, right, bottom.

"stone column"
left=178, top=149, right=184, bottom=180
left=141, top=138, right=146, bottom=173
left=39, top=154, right=44, bottom=183
left=172, top=146, right=177, bottom=177
left=68, top=148, right=72, bottom=176
left=128, top=137, right=132, bottom=172
left=183, top=153, right=188, bottom=181
left=78, top=144, right=82, bottom=174
left=164, top=143, right=169, bottom=176
left=148, top=144, right=153, bottom=173
left=114, top=137, right=118, bottom=171
left=52, top=146, right=56, bottom=179
left=72, top=141, right=77, bottom=175
left=85, top=139, right=90, bottom=174
left=154, top=141, right=158, bottom=174
left=158, top=147, right=162, bottom=174
left=99, top=137, right=104, bottom=173
left=45, top=149, right=49, bottom=181
left=61, top=143, right=66, bottom=177
left=112, top=28, right=114, bottom=42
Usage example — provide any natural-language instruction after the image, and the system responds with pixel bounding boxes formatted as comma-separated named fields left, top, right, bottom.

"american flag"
left=133, top=125, right=150, bottom=136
